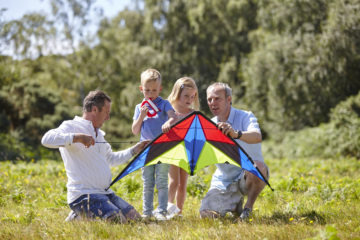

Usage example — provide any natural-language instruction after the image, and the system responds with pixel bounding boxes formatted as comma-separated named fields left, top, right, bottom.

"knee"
left=253, top=161, right=269, bottom=180
left=168, top=177, right=179, bottom=188
left=143, top=181, right=155, bottom=190
left=156, top=178, right=168, bottom=189
left=244, top=162, right=268, bottom=191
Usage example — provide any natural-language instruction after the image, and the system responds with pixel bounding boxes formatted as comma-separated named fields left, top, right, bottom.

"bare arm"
left=216, top=122, right=262, bottom=144
left=132, top=105, right=148, bottom=135
left=162, top=109, right=178, bottom=133
left=235, top=130, right=262, bottom=144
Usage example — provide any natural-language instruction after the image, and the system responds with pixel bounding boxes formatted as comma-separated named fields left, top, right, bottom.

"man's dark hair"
left=83, top=90, right=111, bottom=112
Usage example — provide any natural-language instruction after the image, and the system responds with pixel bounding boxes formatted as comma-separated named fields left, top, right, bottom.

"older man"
left=199, top=82, right=269, bottom=220
left=42, top=90, right=148, bottom=223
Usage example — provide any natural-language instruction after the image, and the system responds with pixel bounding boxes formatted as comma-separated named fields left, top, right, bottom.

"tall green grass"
left=1, top=157, right=359, bottom=239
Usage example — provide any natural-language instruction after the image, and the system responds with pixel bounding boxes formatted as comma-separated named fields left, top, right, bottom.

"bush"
left=263, top=91, right=360, bottom=159
left=0, top=80, right=72, bottom=161
left=241, top=0, right=360, bottom=136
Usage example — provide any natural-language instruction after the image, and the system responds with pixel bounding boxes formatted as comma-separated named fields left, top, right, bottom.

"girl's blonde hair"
left=168, top=77, right=200, bottom=110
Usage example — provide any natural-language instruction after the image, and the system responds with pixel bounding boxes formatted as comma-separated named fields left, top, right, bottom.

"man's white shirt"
left=42, top=116, right=133, bottom=203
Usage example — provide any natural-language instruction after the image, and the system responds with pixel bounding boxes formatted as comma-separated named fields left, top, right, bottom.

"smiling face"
left=207, top=85, right=231, bottom=121
left=92, top=100, right=111, bottom=128
left=178, top=88, right=197, bottom=110
left=139, top=80, right=162, bottom=100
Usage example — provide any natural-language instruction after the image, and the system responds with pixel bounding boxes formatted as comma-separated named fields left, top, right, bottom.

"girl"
left=167, top=77, right=200, bottom=217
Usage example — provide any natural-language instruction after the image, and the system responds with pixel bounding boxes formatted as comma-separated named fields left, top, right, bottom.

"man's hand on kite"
left=132, top=140, right=151, bottom=155
left=217, top=122, right=237, bottom=139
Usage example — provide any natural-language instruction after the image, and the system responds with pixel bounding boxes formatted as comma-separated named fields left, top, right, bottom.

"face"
left=93, top=100, right=111, bottom=128
left=140, top=80, right=162, bottom=100
left=178, top=88, right=197, bottom=109
left=207, top=86, right=231, bottom=120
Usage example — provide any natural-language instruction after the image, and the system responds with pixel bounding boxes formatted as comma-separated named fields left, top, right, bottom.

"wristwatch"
left=234, top=130, right=242, bottom=139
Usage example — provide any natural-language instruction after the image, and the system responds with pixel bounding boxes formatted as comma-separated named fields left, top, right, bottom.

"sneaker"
left=167, top=202, right=181, bottom=218
left=153, top=211, right=168, bottom=221
left=167, top=211, right=183, bottom=220
left=240, top=208, right=252, bottom=220
left=65, top=210, right=80, bottom=222
left=141, top=214, right=153, bottom=220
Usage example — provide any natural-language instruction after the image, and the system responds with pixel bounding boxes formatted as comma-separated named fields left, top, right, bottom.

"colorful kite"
left=107, top=111, right=273, bottom=191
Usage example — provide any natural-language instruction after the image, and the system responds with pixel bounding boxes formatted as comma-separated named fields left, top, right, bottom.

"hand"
left=73, top=133, right=95, bottom=148
left=132, top=140, right=151, bottom=155
left=139, top=105, right=149, bottom=118
left=217, top=122, right=236, bottom=138
left=161, top=120, right=172, bottom=133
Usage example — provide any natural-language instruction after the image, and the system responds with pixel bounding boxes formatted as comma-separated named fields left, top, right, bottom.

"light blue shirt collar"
left=213, top=107, right=236, bottom=124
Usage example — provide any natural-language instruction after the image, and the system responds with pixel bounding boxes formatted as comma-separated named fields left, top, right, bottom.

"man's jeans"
left=69, top=193, right=133, bottom=219
left=142, top=164, right=169, bottom=215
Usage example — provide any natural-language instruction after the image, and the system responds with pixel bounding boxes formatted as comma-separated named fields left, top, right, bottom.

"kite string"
left=96, top=127, right=221, bottom=143
left=97, top=127, right=224, bottom=144
left=96, top=141, right=138, bottom=144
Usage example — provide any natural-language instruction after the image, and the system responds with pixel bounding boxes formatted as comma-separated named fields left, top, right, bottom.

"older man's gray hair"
left=207, top=82, right=232, bottom=97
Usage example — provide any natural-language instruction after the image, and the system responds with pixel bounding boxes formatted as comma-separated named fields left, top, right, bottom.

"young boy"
left=132, top=69, right=177, bottom=220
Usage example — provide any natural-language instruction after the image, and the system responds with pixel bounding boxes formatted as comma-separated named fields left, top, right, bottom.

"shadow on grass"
left=258, top=210, right=326, bottom=225
left=198, top=210, right=327, bottom=225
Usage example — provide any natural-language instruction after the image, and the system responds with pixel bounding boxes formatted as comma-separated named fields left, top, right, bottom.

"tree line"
left=0, top=0, right=359, bottom=160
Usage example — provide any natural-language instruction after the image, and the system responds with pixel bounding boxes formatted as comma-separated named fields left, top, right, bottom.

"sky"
left=1, top=0, right=132, bottom=21
left=0, top=0, right=134, bottom=57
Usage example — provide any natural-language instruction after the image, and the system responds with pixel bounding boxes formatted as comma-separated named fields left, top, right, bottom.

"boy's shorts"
left=69, top=193, right=134, bottom=219
left=199, top=171, right=247, bottom=216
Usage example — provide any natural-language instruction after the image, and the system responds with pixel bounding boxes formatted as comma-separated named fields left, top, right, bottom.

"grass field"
left=0, top=157, right=359, bottom=239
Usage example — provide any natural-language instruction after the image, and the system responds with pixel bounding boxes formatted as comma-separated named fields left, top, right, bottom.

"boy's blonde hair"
left=140, top=68, right=162, bottom=85
left=168, top=77, right=200, bottom=110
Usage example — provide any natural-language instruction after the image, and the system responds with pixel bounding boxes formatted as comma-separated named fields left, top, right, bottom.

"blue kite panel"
left=184, top=115, right=205, bottom=173
left=239, top=149, right=265, bottom=181
left=119, top=147, right=150, bottom=179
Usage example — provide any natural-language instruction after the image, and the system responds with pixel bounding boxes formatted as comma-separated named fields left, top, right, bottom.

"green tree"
left=140, top=0, right=258, bottom=108
left=0, top=80, right=72, bottom=145
left=242, top=0, right=360, bottom=136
